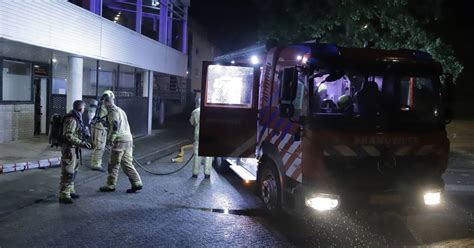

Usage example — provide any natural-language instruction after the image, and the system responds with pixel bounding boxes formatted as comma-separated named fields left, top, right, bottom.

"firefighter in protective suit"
left=99, top=94, right=143, bottom=193
left=190, top=98, right=212, bottom=179
left=90, top=90, right=113, bottom=171
left=59, top=100, right=92, bottom=204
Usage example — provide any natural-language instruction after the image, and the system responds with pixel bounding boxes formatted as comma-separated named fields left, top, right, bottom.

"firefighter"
left=59, top=100, right=92, bottom=204
left=90, top=91, right=114, bottom=171
left=99, top=94, right=143, bottom=193
left=190, top=98, right=212, bottom=179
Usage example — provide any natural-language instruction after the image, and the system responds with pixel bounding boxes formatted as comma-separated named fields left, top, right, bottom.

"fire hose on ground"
left=104, top=144, right=195, bottom=176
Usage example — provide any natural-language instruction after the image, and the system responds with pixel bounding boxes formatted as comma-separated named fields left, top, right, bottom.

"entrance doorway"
left=33, top=77, right=48, bottom=134
left=33, top=64, right=50, bottom=135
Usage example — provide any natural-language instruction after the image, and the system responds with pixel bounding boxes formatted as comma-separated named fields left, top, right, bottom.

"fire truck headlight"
left=306, top=194, right=339, bottom=211
left=423, top=191, right=441, bottom=206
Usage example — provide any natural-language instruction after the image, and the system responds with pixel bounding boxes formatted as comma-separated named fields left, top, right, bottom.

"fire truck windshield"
left=310, top=70, right=442, bottom=130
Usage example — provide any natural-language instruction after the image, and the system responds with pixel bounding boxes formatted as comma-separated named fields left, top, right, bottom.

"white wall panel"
left=0, top=1, right=187, bottom=77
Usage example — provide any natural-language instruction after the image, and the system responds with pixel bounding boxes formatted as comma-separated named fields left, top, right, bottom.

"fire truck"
left=198, top=43, right=454, bottom=215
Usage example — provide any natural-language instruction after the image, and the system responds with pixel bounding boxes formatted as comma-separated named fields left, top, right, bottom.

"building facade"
left=186, top=18, right=218, bottom=105
left=0, top=0, right=190, bottom=143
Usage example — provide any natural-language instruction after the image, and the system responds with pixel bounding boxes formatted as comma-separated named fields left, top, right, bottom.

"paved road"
left=0, top=148, right=473, bottom=247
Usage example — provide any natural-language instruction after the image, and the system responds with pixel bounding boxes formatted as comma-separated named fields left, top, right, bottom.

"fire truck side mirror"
left=279, top=67, right=298, bottom=118
left=281, top=67, right=298, bottom=102
left=443, top=73, right=455, bottom=123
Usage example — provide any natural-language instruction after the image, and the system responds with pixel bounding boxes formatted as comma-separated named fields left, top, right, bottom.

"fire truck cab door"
left=199, top=61, right=260, bottom=158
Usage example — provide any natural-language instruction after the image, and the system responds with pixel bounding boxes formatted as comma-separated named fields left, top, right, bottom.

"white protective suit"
left=190, top=107, right=212, bottom=176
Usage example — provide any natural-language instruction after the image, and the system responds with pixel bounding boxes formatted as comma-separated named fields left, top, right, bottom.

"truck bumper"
left=293, top=177, right=445, bottom=215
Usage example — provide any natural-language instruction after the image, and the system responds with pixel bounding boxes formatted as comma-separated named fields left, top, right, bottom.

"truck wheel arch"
left=259, top=141, right=286, bottom=195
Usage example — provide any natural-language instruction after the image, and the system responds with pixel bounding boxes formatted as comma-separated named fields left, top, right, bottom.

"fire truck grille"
left=324, top=156, right=437, bottom=192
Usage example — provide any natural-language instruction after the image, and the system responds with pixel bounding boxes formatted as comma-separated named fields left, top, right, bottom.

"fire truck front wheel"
left=259, top=164, right=283, bottom=216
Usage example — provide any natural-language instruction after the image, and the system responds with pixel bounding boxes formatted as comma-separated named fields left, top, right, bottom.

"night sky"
left=189, top=0, right=472, bottom=57
left=189, top=0, right=258, bottom=53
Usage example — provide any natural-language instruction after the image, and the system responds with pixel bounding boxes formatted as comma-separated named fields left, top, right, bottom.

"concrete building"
left=0, top=0, right=190, bottom=143
left=186, top=18, right=218, bottom=104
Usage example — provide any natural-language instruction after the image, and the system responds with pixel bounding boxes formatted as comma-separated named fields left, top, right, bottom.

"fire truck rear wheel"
left=259, top=164, right=282, bottom=216
left=213, top=157, right=230, bottom=174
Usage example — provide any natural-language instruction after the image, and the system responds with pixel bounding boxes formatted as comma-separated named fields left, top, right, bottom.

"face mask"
left=88, top=107, right=97, bottom=120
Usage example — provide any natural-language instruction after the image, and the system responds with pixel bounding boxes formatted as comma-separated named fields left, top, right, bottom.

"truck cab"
left=198, top=43, right=454, bottom=215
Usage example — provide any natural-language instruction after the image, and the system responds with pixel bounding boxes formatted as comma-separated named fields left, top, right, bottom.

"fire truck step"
left=229, top=165, right=257, bottom=181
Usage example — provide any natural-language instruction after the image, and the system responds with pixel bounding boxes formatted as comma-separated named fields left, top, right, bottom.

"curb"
left=0, top=139, right=192, bottom=175
left=0, top=157, right=61, bottom=174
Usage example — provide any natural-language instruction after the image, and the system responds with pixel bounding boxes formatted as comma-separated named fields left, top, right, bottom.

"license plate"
left=369, top=194, right=402, bottom=205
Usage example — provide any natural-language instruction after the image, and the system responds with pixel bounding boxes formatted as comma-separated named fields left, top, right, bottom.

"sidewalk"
left=447, top=119, right=474, bottom=155
left=0, top=136, right=62, bottom=173
left=0, top=121, right=193, bottom=217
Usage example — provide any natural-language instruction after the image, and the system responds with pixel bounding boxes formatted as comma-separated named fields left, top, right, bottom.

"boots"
left=126, top=185, right=143, bottom=193
left=59, top=197, right=74, bottom=204
left=99, top=186, right=116, bottom=192
left=70, top=193, right=80, bottom=199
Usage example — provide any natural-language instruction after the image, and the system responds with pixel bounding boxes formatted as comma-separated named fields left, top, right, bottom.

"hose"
left=104, top=146, right=195, bottom=176
left=133, top=153, right=194, bottom=176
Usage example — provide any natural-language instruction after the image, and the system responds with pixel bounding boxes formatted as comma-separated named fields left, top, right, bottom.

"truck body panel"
left=199, top=43, right=451, bottom=213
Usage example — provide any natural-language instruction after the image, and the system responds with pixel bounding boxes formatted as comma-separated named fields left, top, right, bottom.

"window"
left=97, top=61, right=117, bottom=96
left=2, top=59, right=32, bottom=102
left=82, top=59, right=99, bottom=96
left=52, top=79, right=67, bottom=95
left=102, top=0, right=136, bottom=31
left=400, top=77, right=435, bottom=112
left=117, top=65, right=138, bottom=97
left=205, top=65, right=254, bottom=108
left=310, top=69, right=441, bottom=127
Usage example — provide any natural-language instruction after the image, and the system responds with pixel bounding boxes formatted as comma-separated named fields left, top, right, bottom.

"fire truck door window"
left=400, top=77, right=435, bottom=113
left=205, top=65, right=254, bottom=108
left=313, top=74, right=352, bottom=113
left=293, top=79, right=304, bottom=110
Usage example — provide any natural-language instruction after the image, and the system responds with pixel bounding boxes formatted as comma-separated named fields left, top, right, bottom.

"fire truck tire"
left=213, top=157, right=230, bottom=174
left=259, top=163, right=283, bottom=216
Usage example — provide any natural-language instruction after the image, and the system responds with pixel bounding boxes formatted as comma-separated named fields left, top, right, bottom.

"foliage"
left=256, top=0, right=463, bottom=79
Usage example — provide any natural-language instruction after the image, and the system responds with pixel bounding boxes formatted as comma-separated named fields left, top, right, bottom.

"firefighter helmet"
left=89, top=99, right=98, bottom=108
left=317, top=83, right=327, bottom=93
left=102, top=90, right=115, bottom=100
left=337, top=94, right=350, bottom=109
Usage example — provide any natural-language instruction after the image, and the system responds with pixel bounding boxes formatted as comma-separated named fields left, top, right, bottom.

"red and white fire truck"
left=198, top=43, right=454, bottom=215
